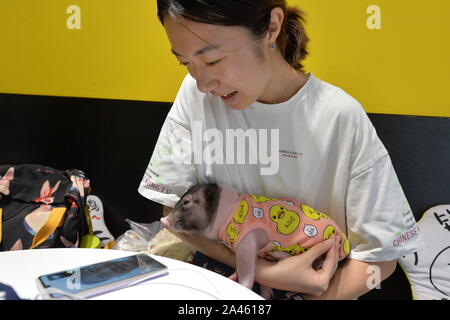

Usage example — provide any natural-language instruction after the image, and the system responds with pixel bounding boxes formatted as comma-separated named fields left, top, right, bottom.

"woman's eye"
left=178, top=59, right=221, bottom=67
left=206, top=60, right=221, bottom=67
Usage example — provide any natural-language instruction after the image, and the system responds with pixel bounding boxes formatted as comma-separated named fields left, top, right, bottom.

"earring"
left=269, top=43, right=276, bottom=49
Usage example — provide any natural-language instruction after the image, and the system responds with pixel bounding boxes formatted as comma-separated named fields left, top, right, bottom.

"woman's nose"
left=197, top=79, right=217, bottom=94
left=191, top=69, right=218, bottom=94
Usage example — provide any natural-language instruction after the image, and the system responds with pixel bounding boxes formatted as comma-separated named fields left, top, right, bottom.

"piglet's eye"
left=181, top=198, right=192, bottom=212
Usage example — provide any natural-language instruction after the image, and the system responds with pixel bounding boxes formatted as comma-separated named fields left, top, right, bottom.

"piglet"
left=161, top=183, right=350, bottom=298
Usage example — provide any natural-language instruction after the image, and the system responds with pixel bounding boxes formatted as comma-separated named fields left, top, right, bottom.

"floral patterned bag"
left=0, top=164, right=95, bottom=251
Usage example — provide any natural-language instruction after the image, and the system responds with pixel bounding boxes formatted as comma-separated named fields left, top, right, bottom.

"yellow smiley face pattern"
left=222, top=195, right=350, bottom=258
left=269, top=205, right=301, bottom=235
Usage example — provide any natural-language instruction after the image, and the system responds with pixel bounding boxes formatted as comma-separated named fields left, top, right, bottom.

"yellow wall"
left=0, top=0, right=449, bottom=117
left=298, top=0, right=450, bottom=117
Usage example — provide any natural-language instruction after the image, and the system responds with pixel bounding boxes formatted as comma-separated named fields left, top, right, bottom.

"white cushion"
left=398, top=205, right=450, bottom=300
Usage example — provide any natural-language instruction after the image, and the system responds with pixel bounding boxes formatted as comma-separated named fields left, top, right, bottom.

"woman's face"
left=163, top=15, right=272, bottom=110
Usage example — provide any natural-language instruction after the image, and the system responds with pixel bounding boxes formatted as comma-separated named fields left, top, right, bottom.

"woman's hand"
left=255, top=235, right=341, bottom=296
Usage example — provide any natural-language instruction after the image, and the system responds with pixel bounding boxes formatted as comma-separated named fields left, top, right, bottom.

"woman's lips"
left=220, top=91, right=238, bottom=103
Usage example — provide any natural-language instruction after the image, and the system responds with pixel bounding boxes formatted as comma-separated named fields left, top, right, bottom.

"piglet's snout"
left=160, top=216, right=170, bottom=228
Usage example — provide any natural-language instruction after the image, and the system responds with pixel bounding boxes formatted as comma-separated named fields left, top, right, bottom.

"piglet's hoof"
left=228, top=272, right=238, bottom=282
left=259, top=285, right=274, bottom=300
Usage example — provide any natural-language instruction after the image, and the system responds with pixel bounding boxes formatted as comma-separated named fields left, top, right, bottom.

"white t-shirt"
left=139, top=72, right=424, bottom=262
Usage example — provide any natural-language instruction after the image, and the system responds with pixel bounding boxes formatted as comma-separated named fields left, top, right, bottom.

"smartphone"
left=36, top=253, right=168, bottom=299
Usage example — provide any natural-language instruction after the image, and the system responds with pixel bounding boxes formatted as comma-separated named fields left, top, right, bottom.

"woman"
left=139, top=0, right=423, bottom=299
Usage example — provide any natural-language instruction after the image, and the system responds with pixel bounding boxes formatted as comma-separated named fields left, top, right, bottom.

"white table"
left=0, top=248, right=263, bottom=300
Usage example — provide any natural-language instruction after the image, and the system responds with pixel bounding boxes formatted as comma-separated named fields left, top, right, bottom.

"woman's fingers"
left=302, top=237, right=335, bottom=264
left=319, top=235, right=341, bottom=278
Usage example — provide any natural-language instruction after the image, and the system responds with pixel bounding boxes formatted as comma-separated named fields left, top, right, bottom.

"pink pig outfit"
left=218, top=194, right=350, bottom=260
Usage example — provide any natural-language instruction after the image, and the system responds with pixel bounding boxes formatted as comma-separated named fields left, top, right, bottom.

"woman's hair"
left=157, top=0, right=309, bottom=71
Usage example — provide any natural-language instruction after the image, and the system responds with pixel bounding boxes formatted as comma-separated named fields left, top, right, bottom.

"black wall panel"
left=368, top=114, right=450, bottom=219
left=0, top=93, right=170, bottom=238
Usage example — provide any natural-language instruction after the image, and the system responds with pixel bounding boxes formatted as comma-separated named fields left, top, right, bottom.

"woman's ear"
left=265, top=7, right=284, bottom=47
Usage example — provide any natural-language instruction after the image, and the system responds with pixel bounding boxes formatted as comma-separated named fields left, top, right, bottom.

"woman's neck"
left=258, top=55, right=309, bottom=104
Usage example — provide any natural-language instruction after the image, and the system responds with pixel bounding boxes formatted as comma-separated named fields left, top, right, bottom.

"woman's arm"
left=302, top=258, right=397, bottom=300
left=163, top=206, right=340, bottom=296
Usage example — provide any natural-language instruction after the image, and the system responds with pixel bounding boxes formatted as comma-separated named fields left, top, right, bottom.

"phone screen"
left=37, top=254, right=168, bottom=298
